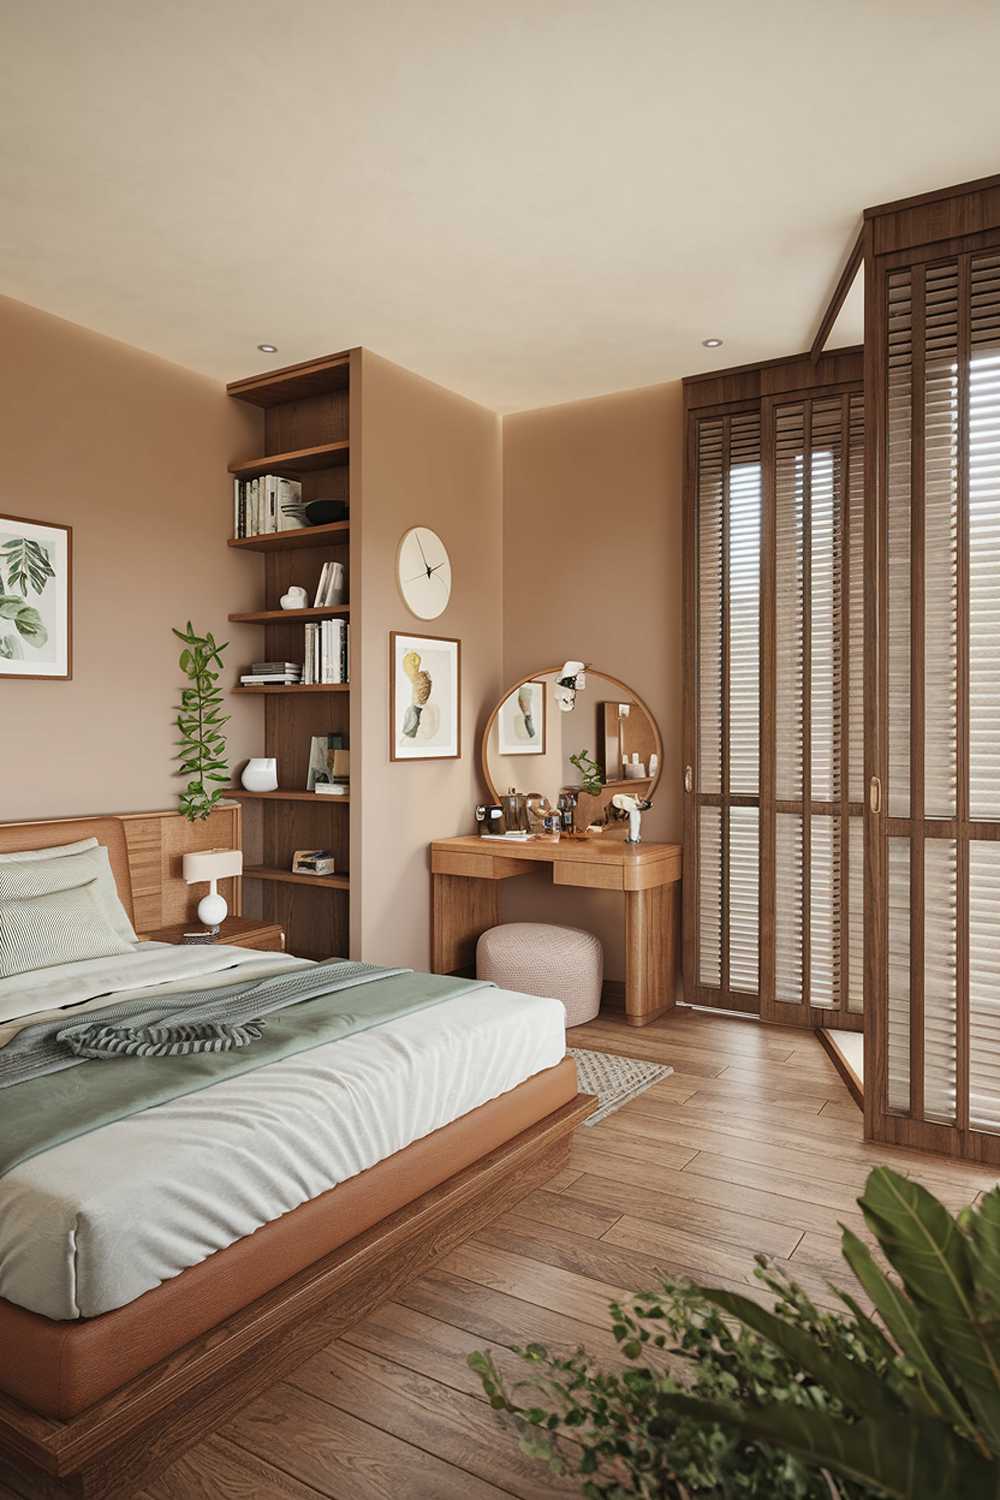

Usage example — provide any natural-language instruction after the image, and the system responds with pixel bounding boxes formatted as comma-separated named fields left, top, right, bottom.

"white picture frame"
left=389, top=632, right=461, bottom=761
left=0, top=514, right=72, bottom=680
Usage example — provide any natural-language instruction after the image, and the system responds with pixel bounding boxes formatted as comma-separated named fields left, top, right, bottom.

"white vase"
left=280, top=586, right=308, bottom=610
left=241, top=757, right=278, bottom=792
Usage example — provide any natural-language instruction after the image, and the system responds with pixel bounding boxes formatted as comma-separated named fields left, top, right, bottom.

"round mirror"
left=482, top=666, right=662, bottom=828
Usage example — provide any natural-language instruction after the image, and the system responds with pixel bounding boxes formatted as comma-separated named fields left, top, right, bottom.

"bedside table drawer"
left=233, top=929, right=286, bottom=953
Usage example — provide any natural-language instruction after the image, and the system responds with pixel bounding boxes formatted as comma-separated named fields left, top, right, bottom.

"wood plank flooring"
left=142, top=1007, right=997, bottom=1500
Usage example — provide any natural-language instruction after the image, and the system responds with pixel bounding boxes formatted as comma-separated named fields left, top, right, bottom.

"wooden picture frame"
left=497, top=678, right=547, bottom=755
left=0, top=513, right=73, bottom=681
left=389, top=632, right=461, bottom=761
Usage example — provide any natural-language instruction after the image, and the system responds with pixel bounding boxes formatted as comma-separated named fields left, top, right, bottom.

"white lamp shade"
left=182, top=848, right=243, bottom=885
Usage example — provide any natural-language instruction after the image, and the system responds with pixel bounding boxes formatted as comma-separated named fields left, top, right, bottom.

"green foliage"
left=0, top=595, right=48, bottom=651
left=173, top=622, right=230, bottom=822
left=0, top=536, right=55, bottom=597
left=569, top=748, right=603, bottom=795
left=469, top=1167, right=1000, bottom=1498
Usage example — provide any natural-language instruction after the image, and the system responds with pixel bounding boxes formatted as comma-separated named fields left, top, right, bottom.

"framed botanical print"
left=0, top=515, right=72, bottom=680
left=497, top=679, right=546, bottom=755
left=390, top=632, right=461, bottom=760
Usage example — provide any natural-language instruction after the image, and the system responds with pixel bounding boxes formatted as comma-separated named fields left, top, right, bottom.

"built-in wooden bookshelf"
left=227, top=350, right=356, bottom=961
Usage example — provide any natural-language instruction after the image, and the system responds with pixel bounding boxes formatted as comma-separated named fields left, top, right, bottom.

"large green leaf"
left=840, top=1227, right=973, bottom=1430
left=700, top=1287, right=895, bottom=1419
left=0, top=594, right=23, bottom=619
left=652, top=1390, right=997, bottom=1499
left=13, top=606, right=47, bottom=648
left=859, top=1168, right=1000, bottom=1447
left=967, top=1189, right=1000, bottom=1316
left=1, top=537, right=55, bottom=596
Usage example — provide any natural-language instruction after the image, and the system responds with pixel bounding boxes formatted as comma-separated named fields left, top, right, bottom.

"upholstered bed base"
left=0, top=1058, right=578, bottom=1421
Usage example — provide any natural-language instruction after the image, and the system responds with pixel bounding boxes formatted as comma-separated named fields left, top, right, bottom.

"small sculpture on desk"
left=611, top=791, right=653, bottom=844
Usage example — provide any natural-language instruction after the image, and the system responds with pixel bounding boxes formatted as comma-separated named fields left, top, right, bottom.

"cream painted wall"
left=0, top=294, right=264, bottom=821
left=354, top=351, right=503, bottom=969
left=500, top=380, right=685, bottom=981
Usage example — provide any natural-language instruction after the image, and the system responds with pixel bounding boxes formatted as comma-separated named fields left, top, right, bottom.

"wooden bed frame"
left=0, top=812, right=595, bottom=1498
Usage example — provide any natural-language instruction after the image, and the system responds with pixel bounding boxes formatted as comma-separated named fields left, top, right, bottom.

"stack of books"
left=233, top=476, right=304, bottom=538
left=303, top=621, right=349, bottom=685
left=240, top=661, right=302, bottom=686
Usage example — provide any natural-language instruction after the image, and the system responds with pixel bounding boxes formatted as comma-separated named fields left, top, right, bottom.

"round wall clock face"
left=397, top=526, right=452, bottom=619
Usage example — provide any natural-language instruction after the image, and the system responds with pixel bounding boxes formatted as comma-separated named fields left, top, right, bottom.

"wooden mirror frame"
left=481, top=665, right=663, bottom=805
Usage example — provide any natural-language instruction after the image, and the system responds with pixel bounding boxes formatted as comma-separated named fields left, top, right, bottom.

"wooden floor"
left=18, top=1007, right=997, bottom=1500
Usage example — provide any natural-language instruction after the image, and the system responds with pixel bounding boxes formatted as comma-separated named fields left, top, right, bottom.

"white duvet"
left=0, top=946, right=565, bottom=1320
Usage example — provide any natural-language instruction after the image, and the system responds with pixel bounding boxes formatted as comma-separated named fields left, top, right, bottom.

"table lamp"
left=181, top=848, right=243, bottom=933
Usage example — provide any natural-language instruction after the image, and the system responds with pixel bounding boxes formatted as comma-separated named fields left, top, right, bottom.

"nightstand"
left=141, top=917, right=286, bottom=952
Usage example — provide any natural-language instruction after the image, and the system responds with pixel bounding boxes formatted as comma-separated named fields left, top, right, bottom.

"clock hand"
left=405, top=572, right=433, bottom=584
left=415, top=533, right=431, bottom=575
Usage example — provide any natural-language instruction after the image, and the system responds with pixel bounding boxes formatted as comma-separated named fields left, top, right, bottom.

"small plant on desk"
left=569, top=748, right=602, bottom=795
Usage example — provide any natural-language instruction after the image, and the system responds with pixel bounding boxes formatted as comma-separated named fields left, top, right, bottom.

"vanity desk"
left=430, top=834, right=682, bottom=1026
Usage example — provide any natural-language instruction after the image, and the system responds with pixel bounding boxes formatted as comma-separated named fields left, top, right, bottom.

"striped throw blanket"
left=0, top=959, right=407, bottom=1089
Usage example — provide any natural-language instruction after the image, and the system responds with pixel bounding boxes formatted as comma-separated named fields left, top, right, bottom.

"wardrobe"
left=684, top=174, right=1000, bottom=1165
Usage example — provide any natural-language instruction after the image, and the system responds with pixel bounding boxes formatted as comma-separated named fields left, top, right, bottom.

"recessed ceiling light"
left=257, top=343, right=278, bottom=353
left=702, top=337, right=724, bottom=348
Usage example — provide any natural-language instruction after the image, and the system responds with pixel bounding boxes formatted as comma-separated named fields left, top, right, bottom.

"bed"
left=0, top=812, right=592, bottom=1499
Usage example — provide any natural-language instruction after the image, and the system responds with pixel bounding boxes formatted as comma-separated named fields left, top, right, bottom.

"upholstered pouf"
left=476, top=922, right=603, bottom=1027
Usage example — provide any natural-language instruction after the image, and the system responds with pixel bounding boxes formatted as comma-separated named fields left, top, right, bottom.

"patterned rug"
left=568, top=1047, right=673, bottom=1126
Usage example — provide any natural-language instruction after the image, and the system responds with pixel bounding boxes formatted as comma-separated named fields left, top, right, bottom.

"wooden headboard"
left=0, top=804, right=243, bottom=933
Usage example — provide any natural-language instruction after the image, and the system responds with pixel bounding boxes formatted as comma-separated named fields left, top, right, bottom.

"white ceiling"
left=2, top=0, right=999, bottom=412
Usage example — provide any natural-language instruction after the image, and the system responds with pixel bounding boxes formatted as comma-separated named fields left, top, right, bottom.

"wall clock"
left=397, top=526, right=452, bottom=620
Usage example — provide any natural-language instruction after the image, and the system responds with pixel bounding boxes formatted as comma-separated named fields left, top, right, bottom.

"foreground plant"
left=174, top=622, right=230, bottom=821
left=470, top=1167, right=1000, bottom=1498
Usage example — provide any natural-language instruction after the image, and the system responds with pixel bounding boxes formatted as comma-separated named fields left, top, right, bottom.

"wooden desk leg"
left=432, top=873, right=499, bottom=975
left=624, top=882, right=678, bottom=1026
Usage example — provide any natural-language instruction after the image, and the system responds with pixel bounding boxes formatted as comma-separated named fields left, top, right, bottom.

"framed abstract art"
left=389, top=632, right=461, bottom=761
left=0, top=514, right=72, bottom=681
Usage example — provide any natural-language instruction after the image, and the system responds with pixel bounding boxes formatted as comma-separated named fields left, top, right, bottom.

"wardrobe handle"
left=869, top=775, right=882, bottom=815
left=684, top=765, right=693, bottom=793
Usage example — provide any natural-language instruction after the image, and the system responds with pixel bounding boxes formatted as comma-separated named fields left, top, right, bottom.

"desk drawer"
left=552, top=861, right=624, bottom=891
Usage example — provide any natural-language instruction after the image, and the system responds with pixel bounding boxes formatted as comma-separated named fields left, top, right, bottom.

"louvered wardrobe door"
left=686, top=410, right=763, bottom=1012
left=875, top=249, right=1000, bottom=1155
left=761, top=390, right=865, bottom=1028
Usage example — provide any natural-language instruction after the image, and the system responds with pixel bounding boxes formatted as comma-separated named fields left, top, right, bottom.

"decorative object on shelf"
left=390, top=631, right=460, bottom=760
left=292, top=849, right=337, bottom=876
left=241, top=757, right=278, bottom=792
left=554, top=661, right=587, bottom=712
left=306, top=733, right=346, bottom=790
left=314, top=782, right=348, bottom=795
left=624, top=755, right=648, bottom=779
left=280, top=586, right=309, bottom=610
left=525, top=793, right=551, bottom=833
left=181, top=847, right=243, bottom=933
left=612, top=791, right=653, bottom=843
left=0, top=513, right=72, bottom=681
left=497, top=679, right=546, bottom=755
left=304, top=499, right=348, bottom=527
left=475, top=803, right=505, bottom=836
left=396, top=527, right=452, bottom=620
left=174, top=622, right=230, bottom=821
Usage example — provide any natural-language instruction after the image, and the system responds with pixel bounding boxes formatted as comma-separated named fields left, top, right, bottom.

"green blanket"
left=0, top=970, right=489, bottom=1177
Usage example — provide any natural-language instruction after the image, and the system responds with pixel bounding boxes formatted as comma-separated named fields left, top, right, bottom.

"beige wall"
left=0, top=295, right=266, bottom=822
left=500, top=380, right=684, bottom=980
left=354, top=350, right=502, bottom=969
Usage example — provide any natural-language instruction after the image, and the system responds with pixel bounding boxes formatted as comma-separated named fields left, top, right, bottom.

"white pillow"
left=0, top=881, right=132, bottom=979
left=0, top=844, right=137, bottom=945
left=0, top=837, right=100, bottom=863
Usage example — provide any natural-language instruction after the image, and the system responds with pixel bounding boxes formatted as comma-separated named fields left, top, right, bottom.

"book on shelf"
left=313, top=560, right=346, bottom=608
left=240, top=660, right=302, bottom=685
left=232, top=475, right=304, bottom=539
left=314, top=782, right=349, bottom=796
left=302, top=620, right=349, bottom=686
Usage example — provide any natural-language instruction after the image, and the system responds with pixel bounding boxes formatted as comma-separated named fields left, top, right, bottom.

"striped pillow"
left=0, top=846, right=136, bottom=945
left=0, top=881, right=131, bottom=979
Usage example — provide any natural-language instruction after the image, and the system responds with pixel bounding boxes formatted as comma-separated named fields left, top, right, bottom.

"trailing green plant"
left=470, top=1166, right=1000, bottom=1498
left=570, top=748, right=603, bottom=795
left=0, top=536, right=54, bottom=658
left=174, top=622, right=230, bottom=822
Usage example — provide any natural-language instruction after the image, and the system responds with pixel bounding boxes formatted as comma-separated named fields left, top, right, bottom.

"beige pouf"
left=476, top=922, right=603, bottom=1027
